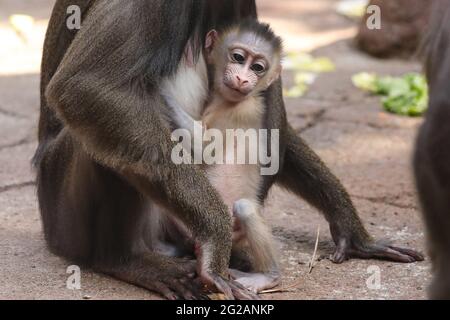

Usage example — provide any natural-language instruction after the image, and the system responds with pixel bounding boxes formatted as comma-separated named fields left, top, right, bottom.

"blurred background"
left=0, top=0, right=432, bottom=299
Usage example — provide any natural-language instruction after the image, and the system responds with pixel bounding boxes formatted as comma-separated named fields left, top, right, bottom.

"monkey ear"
left=184, top=43, right=195, bottom=67
left=267, top=65, right=282, bottom=87
left=205, top=29, right=219, bottom=52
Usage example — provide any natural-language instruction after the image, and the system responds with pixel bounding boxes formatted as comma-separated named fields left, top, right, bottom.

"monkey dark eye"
left=251, top=63, right=265, bottom=73
left=233, top=53, right=245, bottom=64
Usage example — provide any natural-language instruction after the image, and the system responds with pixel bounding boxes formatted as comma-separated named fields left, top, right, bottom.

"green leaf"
left=284, top=52, right=335, bottom=72
left=353, top=72, right=429, bottom=117
left=351, top=72, right=378, bottom=92
left=284, top=85, right=307, bottom=98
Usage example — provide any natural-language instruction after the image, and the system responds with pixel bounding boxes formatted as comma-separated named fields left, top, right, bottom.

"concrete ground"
left=0, top=0, right=430, bottom=300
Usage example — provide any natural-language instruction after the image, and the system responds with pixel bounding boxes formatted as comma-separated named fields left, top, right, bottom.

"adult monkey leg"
left=36, top=0, right=257, bottom=299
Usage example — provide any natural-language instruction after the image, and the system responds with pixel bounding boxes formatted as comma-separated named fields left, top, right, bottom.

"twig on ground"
left=308, top=226, right=320, bottom=273
left=260, top=226, right=321, bottom=295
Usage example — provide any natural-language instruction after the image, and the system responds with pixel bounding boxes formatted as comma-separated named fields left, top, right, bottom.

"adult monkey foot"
left=331, top=234, right=425, bottom=264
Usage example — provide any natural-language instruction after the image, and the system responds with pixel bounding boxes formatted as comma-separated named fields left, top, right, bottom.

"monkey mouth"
left=225, top=83, right=247, bottom=96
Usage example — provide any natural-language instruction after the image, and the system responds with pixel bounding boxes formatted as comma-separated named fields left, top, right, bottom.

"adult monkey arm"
left=39, top=0, right=94, bottom=141
left=44, top=0, right=254, bottom=299
left=274, top=96, right=424, bottom=263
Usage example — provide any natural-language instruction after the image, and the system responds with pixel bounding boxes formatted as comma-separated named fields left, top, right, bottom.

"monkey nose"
left=236, top=75, right=249, bottom=87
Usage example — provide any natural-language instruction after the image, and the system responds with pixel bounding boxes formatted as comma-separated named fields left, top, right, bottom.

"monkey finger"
left=169, top=279, right=197, bottom=300
left=348, top=243, right=417, bottom=263
left=387, top=245, right=425, bottom=261
left=184, top=277, right=208, bottom=297
left=331, top=237, right=424, bottom=264
left=153, top=281, right=178, bottom=300
left=367, top=246, right=416, bottom=263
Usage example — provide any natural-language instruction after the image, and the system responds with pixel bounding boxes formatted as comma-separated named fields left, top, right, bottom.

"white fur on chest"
left=203, top=96, right=265, bottom=131
left=161, top=55, right=208, bottom=120
left=203, top=97, right=265, bottom=207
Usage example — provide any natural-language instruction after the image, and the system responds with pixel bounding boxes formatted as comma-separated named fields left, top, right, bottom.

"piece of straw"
left=260, top=226, right=320, bottom=295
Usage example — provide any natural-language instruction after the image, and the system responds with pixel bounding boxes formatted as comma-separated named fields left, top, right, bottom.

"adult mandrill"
left=36, top=0, right=423, bottom=300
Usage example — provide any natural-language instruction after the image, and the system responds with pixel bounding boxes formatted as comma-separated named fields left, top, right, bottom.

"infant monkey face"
left=223, top=48, right=266, bottom=96
left=205, top=24, right=282, bottom=104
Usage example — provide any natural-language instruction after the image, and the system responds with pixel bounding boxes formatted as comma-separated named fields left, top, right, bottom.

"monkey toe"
left=199, top=271, right=259, bottom=300
left=199, top=272, right=234, bottom=299
left=229, top=280, right=260, bottom=300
